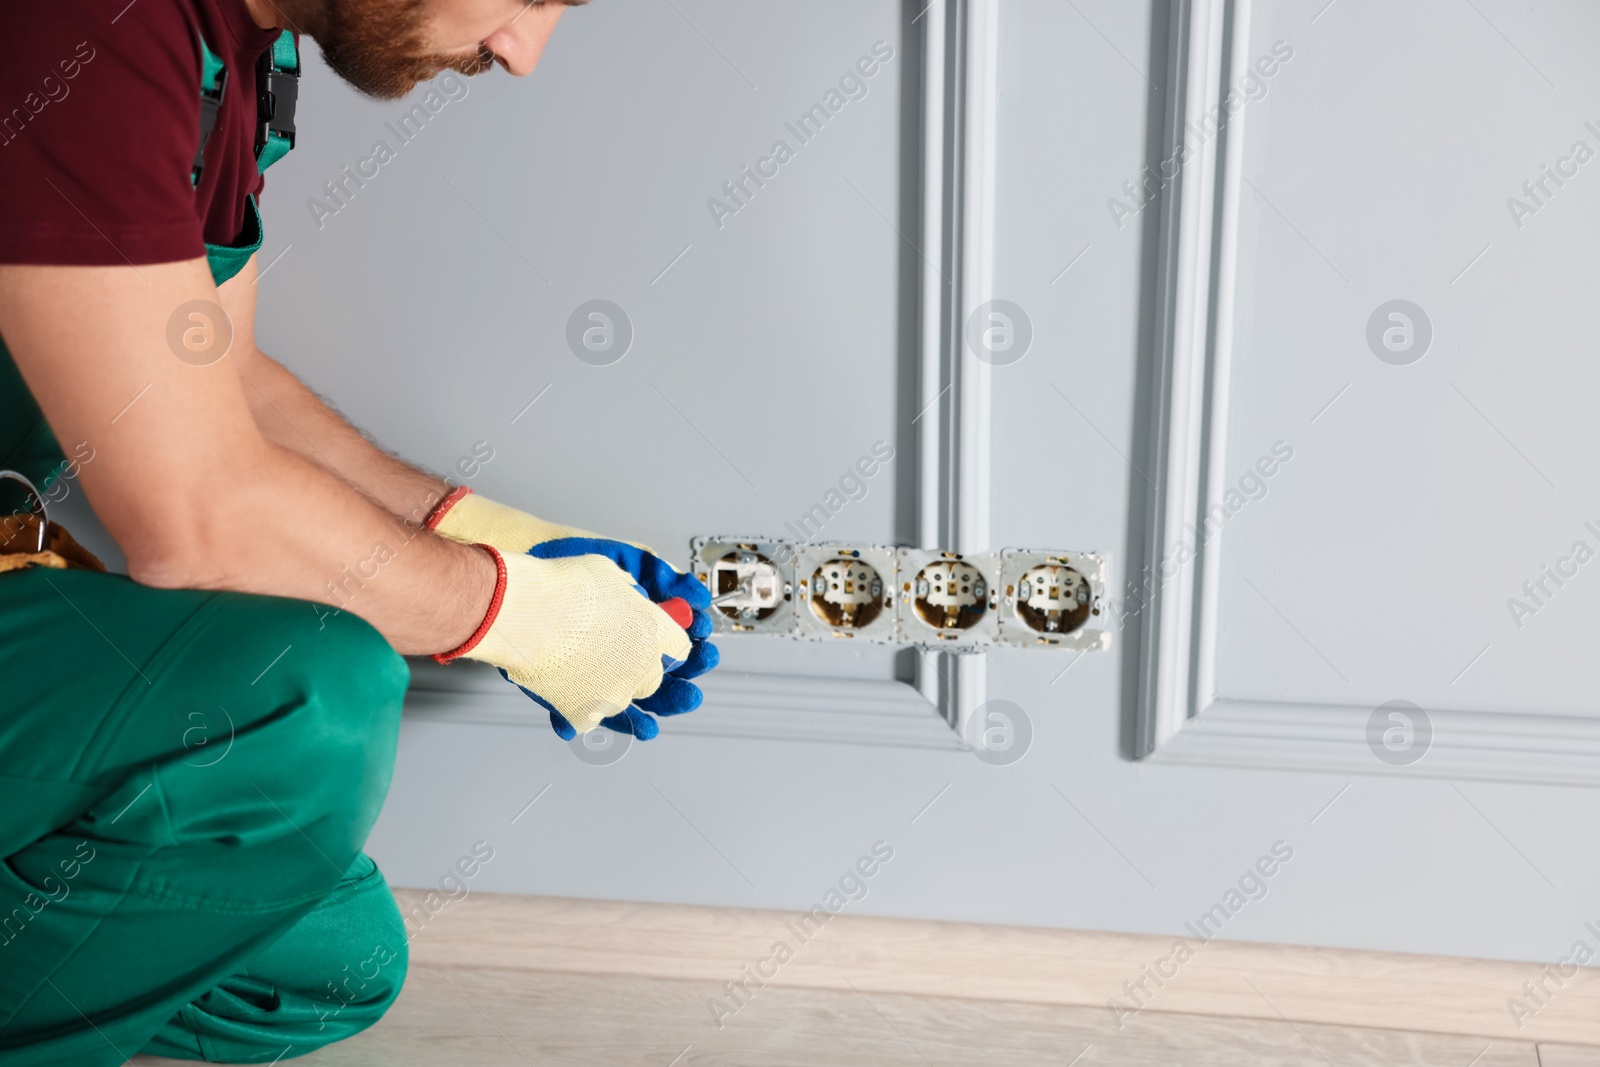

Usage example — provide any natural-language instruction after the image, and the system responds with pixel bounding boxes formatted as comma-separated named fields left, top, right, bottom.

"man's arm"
left=219, top=257, right=451, bottom=525
left=0, top=259, right=494, bottom=656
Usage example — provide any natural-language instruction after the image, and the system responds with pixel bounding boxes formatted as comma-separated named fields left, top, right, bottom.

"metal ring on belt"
left=0, top=469, right=49, bottom=554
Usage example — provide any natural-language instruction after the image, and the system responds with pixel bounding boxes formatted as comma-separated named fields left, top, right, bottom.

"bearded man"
left=0, top=3, right=717, bottom=1063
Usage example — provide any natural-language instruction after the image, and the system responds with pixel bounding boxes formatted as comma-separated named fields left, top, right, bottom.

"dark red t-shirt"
left=0, top=1, right=280, bottom=265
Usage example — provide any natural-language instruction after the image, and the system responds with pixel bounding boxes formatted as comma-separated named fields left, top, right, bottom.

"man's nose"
left=485, top=6, right=563, bottom=77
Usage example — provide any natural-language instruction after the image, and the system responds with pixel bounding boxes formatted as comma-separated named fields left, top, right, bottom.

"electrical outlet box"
left=895, top=548, right=1000, bottom=648
left=689, top=536, right=1111, bottom=653
left=996, top=549, right=1111, bottom=650
left=691, top=537, right=797, bottom=637
left=793, top=543, right=899, bottom=643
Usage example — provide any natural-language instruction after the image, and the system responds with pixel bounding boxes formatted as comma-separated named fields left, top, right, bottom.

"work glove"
left=426, top=487, right=718, bottom=739
left=433, top=546, right=694, bottom=737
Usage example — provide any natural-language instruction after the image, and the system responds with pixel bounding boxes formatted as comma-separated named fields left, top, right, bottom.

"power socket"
left=996, top=549, right=1111, bottom=650
left=895, top=548, right=1000, bottom=648
left=793, top=543, right=899, bottom=643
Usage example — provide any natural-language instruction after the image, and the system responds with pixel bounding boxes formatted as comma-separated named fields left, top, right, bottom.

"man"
left=0, top=2, right=716, bottom=1063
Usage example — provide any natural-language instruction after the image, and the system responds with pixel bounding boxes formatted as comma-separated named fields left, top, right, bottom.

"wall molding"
left=1133, top=0, right=1600, bottom=787
left=1154, top=699, right=1600, bottom=788
left=1134, top=0, right=1242, bottom=761
left=407, top=661, right=965, bottom=751
left=914, top=0, right=999, bottom=738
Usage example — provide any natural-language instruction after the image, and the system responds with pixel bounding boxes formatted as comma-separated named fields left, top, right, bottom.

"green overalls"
left=0, top=32, right=413, bottom=1067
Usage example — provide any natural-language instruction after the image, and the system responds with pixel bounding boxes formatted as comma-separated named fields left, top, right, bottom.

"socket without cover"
left=691, top=537, right=1109, bottom=651
left=691, top=538, right=797, bottom=636
left=895, top=548, right=1000, bottom=648
left=996, top=549, right=1111, bottom=651
left=793, top=543, right=899, bottom=643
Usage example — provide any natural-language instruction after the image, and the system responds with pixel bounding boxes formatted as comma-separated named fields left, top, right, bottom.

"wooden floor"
left=126, top=889, right=1600, bottom=1066
left=129, top=963, right=1600, bottom=1067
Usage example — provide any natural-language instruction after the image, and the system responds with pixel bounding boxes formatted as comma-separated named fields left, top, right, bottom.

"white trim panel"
left=408, top=666, right=965, bottom=750
left=1133, top=0, right=1600, bottom=787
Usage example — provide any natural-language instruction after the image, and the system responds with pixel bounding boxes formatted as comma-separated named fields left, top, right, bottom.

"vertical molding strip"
left=1134, top=0, right=1231, bottom=756
left=916, top=0, right=951, bottom=555
left=1192, top=0, right=1252, bottom=715
left=913, top=0, right=953, bottom=718
left=914, top=0, right=1000, bottom=733
left=958, top=0, right=998, bottom=555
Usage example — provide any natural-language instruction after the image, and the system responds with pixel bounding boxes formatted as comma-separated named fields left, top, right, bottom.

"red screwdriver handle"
left=659, top=597, right=693, bottom=630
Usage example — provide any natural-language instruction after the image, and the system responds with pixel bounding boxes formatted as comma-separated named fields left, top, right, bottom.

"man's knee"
left=315, top=925, right=409, bottom=1043
left=253, top=854, right=410, bottom=1043
left=273, top=597, right=412, bottom=730
left=147, top=595, right=410, bottom=867
left=240, top=602, right=410, bottom=852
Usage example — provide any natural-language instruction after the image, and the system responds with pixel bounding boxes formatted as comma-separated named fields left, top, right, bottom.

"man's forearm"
left=136, top=431, right=495, bottom=656
left=238, top=347, right=452, bottom=527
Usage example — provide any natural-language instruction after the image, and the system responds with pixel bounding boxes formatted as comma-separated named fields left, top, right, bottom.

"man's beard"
left=300, top=0, right=498, bottom=99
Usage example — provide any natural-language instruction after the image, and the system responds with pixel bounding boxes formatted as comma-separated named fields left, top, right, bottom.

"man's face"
left=316, top=0, right=573, bottom=99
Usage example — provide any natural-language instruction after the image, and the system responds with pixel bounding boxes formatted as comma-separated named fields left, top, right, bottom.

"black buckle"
left=255, top=55, right=298, bottom=151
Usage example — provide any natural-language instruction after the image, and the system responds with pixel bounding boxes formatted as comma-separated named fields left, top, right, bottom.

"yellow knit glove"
left=428, top=487, right=630, bottom=555
left=426, top=485, right=717, bottom=665
left=435, top=547, right=692, bottom=734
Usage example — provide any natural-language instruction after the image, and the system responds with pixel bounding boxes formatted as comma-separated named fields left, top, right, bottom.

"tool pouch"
left=0, top=471, right=105, bottom=575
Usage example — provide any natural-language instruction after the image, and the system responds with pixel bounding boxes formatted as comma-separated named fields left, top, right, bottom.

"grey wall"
left=232, top=0, right=1600, bottom=973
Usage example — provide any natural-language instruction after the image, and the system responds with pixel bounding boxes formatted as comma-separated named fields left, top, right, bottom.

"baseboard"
left=392, top=889, right=1600, bottom=1046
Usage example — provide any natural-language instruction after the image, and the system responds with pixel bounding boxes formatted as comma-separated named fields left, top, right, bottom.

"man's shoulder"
left=0, top=2, right=219, bottom=267
left=6, top=1, right=275, bottom=92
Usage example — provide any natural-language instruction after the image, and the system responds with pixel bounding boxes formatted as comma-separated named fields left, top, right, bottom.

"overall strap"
left=254, top=31, right=299, bottom=174
left=191, top=30, right=300, bottom=187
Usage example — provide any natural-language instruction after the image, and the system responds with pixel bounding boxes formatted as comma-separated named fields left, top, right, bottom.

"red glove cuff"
left=432, top=544, right=506, bottom=664
left=424, top=485, right=473, bottom=531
